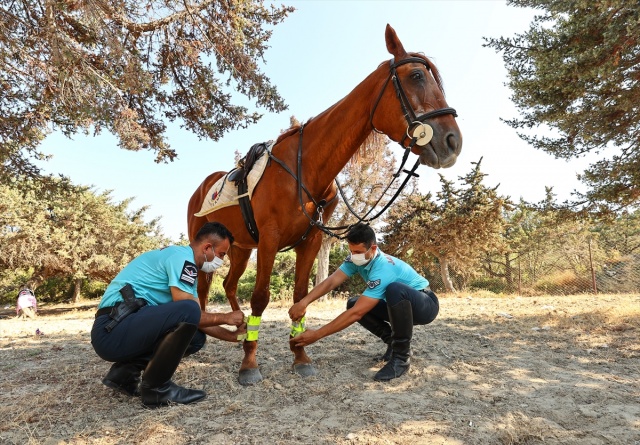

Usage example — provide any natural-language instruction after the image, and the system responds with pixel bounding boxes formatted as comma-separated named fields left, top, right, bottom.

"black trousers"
left=347, top=282, right=439, bottom=325
left=91, top=299, right=206, bottom=363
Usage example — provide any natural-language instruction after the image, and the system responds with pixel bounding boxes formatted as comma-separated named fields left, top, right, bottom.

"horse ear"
left=385, top=24, right=408, bottom=60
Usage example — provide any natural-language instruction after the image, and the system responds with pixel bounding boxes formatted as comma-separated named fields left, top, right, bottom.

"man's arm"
left=199, top=325, right=245, bottom=342
left=288, top=269, right=349, bottom=321
left=290, top=295, right=379, bottom=347
left=170, top=286, right=245, bottom=328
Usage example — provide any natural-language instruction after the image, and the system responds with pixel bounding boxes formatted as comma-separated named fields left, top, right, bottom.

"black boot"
left=374, top=300, right=413, bottom=382
left=139, top=322, right=206, bottom=408
left=102, top=360, right=146, bottom=396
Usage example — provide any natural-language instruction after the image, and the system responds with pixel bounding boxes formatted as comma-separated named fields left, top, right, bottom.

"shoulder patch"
left=180, top=261, right=198, bottom=286
left=367, top=279, right=381, bottom=289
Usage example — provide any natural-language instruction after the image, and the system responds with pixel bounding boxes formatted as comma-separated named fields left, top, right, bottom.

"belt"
left=95, top=304, right=118, bottom=318
left=95, top=299, right=148, bottom=318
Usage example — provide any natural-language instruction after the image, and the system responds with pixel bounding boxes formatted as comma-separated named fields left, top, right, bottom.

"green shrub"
left=0, top=269, right=33, bottom=305
left=469, top=277, right=509, bottom=294
left=81, top=279, right=108, bottom=300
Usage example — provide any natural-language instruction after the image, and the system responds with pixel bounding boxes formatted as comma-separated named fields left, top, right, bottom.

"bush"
left=207, top=264, right=297, bottom=305
left=81, top=279, right=108, bottom=300
left=534, top=270, right=593, bottom=295
left=208, top=274, right=228, bottom=304
left=469, top=277, right=509, bottom=294
left=236, top=269, right=257, bottom=303
left=0, top=269, right=33, bottom=305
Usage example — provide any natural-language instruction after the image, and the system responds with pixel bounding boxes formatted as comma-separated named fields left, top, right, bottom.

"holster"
left=104, top=283, right=147, bottom=333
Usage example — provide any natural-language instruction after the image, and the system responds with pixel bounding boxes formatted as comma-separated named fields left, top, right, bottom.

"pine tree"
left=0, top=179, right=165, bottom=301
left=383, top=158, right=509, bottom=292
left=0, top=0, right=293, bottom=185
left=485, top=1, right=640, bottom=209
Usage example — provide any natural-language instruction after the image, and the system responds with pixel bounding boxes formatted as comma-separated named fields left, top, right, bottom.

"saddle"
left=228, top=142, right=267, bottom=185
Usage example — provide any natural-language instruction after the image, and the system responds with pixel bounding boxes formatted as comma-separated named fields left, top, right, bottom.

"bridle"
left=268, top=56, right=459, bottom=249
left=370, top=56, right=457, bottom=150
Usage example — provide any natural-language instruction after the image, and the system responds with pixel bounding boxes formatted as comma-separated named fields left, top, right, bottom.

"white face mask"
left=201, top=253, right=224, bottom=273
left=350, top=249, right=373, bottom=266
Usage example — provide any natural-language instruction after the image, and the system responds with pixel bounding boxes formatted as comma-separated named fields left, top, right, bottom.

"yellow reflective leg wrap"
left=245, top=315, right=261, bottom=342
left=290, top=316, right=306, bottom=338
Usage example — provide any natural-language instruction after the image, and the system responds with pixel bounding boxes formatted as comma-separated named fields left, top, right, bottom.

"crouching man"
left=91, top=222, right=245, bottom=407
left=289, top=223, right=439, bottom=381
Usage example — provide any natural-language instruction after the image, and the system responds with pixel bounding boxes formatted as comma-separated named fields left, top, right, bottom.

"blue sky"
left=36, top=1, right=594, bottom=240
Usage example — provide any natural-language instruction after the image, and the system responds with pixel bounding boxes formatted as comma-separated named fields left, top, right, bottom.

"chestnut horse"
left=188, top=24, right=462, bottom=385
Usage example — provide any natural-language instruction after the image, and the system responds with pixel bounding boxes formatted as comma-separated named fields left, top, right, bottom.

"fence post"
left=588, top=238, right=597, bottom=295
left=517, top=254, right=521, bottom=295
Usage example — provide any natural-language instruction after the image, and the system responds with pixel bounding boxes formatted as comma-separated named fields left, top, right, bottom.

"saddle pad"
left=195, top=141, right=274, bottom=217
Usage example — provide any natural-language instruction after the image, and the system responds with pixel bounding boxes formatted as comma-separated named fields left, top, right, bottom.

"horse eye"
left=410, top=71, right=424, bottom=81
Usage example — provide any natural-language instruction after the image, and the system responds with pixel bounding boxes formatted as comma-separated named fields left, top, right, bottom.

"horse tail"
left=187, top=171, right=226, bottom=241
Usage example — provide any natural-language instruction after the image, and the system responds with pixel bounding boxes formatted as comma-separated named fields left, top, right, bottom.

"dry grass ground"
left=1, top=293, right=639, bottom=444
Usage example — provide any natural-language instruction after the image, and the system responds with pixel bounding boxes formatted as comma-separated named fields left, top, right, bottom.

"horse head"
left=370, top=24, right=462, bottom=169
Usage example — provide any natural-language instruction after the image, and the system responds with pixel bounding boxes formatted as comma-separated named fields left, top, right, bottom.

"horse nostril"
left=447, top=133, right=461, bottom=154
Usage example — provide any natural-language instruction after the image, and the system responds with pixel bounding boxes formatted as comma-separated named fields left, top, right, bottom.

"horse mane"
left=347, top=131, right=387, bottom=169
left=276, top=125, right=301, bottom=144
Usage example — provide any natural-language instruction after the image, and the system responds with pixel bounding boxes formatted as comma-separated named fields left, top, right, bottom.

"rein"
left=271, top=56, right=459, bottom=249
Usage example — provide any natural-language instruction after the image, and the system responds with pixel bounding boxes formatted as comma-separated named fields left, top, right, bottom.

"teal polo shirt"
left=98, top=245, right=198, bottom=309
left=339, top=250, right=429, bottom=300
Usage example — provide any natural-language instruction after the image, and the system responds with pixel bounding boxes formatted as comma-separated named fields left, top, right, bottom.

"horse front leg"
left=290, top=232, right=324, bottom=377
left=238, top=243, right=277, bottom=386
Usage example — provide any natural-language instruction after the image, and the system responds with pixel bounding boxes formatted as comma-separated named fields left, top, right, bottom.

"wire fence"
left=426, top=238, right=640, bottom=296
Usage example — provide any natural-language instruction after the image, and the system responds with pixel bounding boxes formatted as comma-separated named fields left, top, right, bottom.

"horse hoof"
left=293, top=363, right=317, bottom=378
left=238, top=368, right=263, bottom=386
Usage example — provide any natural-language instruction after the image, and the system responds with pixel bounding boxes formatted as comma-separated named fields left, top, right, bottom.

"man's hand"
left=225, top=310, right=246, bottom=327
left=289, top=328, right=319, bottom=347
left=234, top=322, right=247, bottom=339
left=288, top=301, right=307, bottom=322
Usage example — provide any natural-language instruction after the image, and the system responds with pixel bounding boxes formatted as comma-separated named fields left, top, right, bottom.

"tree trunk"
left=504, top=252, right=513, bottom=289
left=315, top=236, right=332, bottom=287
left=71, top=278, right=82, bottom=303
left=439, top=257, right=456, bottom=293
left=29, top=274, right=46, bottom=292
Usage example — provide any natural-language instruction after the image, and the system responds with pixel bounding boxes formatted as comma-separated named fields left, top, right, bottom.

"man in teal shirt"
left=92, top=222, right=245, bottom=407
left=289, top=223, right=439, bottom=381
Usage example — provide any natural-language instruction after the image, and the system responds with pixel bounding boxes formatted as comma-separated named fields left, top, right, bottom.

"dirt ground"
left=1, top=293, right=639, bottom=445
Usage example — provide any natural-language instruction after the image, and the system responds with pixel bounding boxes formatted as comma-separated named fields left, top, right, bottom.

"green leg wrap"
left=290, top=316, right=306, bottom=338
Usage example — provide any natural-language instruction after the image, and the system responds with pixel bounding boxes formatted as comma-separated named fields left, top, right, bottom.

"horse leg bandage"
left=290, top=316, right=306, bottom=338
left=236, top=315, right=262, bottom=341
left=245, top=315, right=261, bottom=341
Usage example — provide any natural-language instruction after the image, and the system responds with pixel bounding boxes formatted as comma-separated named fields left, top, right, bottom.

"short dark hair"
left=195, top=222, right=234, bottom=245
left=346, top=223, right=376, bottom=249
